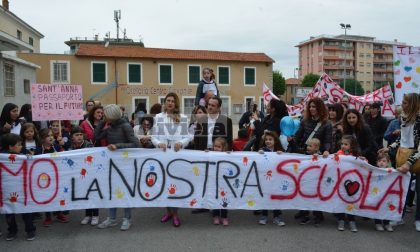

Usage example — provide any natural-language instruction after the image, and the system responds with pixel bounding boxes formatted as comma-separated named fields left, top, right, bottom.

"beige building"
left=1, top=0, right=43, bottom=108
left=296, top=35, right=407, bottom=93
left=19, top=43, right=274, bottom=122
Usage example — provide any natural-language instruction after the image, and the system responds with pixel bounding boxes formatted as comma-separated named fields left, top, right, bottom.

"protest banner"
left=0, top=148, right=410, bottom=221
left=281, top=74, right=395, bottom=117
left=30, top=84, right=84, bottom=121
left=393, top=46, right=420, bottom=105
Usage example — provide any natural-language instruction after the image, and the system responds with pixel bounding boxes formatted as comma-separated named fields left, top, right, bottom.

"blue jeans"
left=109, top=208, right=131, bottom=220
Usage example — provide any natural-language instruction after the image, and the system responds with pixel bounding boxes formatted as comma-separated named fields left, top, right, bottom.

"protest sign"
left=283, top=74, right=395, bottom=117
left=30, top=84, right=84, bottom=121
left=0, top=148, right=409, bottom=221
left=393, top=46, right=420, bottom=105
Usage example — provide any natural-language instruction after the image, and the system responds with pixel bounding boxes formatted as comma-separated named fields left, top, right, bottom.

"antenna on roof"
left=114, top=10, right=121, bottom=42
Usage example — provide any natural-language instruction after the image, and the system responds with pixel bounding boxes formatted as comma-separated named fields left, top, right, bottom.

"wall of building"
left=0, top=8, right=41, bottom=52
left=0, top=57, right=36, bottom=108
left=18, top=53, right=272, bottom=123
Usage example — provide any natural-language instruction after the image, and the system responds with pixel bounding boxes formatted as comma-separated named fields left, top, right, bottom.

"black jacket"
left=194, top=114, right=232, bottom=150
left=345, top=124, right=378, bottom=165
left=364, top=114, right=388, bottom=148
left=292, top=118, right=333, bottom=154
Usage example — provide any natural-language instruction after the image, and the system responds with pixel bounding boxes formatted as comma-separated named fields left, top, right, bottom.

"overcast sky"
left=9, top=0, right=420, bottom=78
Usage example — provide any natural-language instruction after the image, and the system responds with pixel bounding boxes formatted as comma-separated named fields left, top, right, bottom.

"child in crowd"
left=258, top=131, right=285, bottom=226
left=66, top=126, right=99, bottom=226
left=335, top=135, right=360, bottom=232
left=212, top=137, right=230, bottom=226
left=374, top=153, right=394, bottom=232
left=1, top=133, right=36, bottom=241
left=194, top=67, right=219, bottom=106
left=36, top=128, right=69, bottom=226
left=50, top=120, right=70, bottom=151
left=232, top=128, right=249, bottom=151
left=296, top=138, right=324, bottom=225
left=20, top=123, right=39, bottom=155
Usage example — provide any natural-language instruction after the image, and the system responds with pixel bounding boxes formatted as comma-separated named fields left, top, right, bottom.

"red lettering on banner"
left=372, top=89, right=381, bottom=102
left=382, top=85, right=392, bottom=100
left=382, top=99, right=395, bottom=116
left=29, top=159, right=59, bottom=205
left=360, top=173, right=404, bottom=213
left=0, top=161, right=28, bottom=207
left=330, top=88, right=344, bottom=103
left=271, top=159, right=300, bottom=200
left=298, top=165, right=320, bottom=198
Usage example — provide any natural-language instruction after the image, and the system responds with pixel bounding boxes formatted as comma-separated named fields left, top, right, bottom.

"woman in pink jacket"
left=80, top=105, right=103, bottom=145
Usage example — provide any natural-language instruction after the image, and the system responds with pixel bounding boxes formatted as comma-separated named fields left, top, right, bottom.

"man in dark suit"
left=191, top=96, right=232, bottom=214
left=194, top=96, right=233, bottom=151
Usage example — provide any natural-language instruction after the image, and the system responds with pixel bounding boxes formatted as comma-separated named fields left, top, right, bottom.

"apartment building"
left=0, top=0, right=43, bottom=108
left=19, top=42, right=274, bottom=122
left=296, top=34, right=407, bottom=92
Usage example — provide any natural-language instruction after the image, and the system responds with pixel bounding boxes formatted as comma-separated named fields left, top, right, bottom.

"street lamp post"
left=294, top=67, right=299, bottom=78
left=340, top=23, right=351, bottom=92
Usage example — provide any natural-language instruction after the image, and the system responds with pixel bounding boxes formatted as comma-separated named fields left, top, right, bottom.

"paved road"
left=1, top=208, right=419, bottom=252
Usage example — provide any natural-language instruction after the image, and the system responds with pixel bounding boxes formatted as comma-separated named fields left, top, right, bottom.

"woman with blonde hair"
left=379, top=93, right=420, bottom=231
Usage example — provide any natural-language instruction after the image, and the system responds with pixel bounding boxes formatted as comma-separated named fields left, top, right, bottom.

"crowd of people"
left=0, top=67, right=419, bottom=241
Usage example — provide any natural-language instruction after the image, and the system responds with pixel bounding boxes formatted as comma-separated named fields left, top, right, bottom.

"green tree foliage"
left=273, top=70, right=286, bottom=96
left=301, top=73, right=321, bottom=87
left=339, top=79, right=364, bottom=95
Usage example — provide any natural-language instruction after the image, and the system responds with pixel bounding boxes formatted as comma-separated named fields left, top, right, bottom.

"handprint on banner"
left=264, top=170, right=272, bottom=180
left=221, top=198, right=229, bottom=208
left=192, top=166, right=200, bottom=176
left=190, top=199, right=197, bottom=207
left=8, top=154, right=16, bottom=163
left=9, top=192, right=18, bottom=203
left=122, top=151, right=129, bottom=158
left=168, top=184, right=177, bottom=195
left=115, top=188, right=125, bottom=199
left=84, top=155, right=94, bottom=165
left=80, top=168, right=87, bottom=178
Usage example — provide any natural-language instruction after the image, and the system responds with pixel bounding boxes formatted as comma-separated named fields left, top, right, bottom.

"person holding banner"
left=95, top=104, right=140, bottom=231
left=152, top=93, right=192, bottom=227
left=290, top=97, right=332, bottom=226
left=378, top=93, right=420, bottom=231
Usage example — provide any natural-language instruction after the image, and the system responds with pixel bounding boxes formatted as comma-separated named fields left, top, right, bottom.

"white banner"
left=393, top=46, right=420, bottom=105
left=0, top=148, right=410, bottom=221
left=285, top=74, right=395, bottom=117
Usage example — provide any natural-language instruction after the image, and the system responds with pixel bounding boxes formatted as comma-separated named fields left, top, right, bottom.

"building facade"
left=0, top=0, right=43, bottom=108
left=296, top=35, right=407, bottom=93
left=19, top=44, right=274, bottom=123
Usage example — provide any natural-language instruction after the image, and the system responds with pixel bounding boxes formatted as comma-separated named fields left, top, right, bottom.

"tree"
left=339, top=79, right=364, bottom=96
left=301, top=73, right=320, bottom=87
left=273, top=70, right=286, bottom=96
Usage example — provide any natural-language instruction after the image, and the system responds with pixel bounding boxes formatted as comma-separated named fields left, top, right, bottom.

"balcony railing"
left=324, top=45, right=354, bottom=51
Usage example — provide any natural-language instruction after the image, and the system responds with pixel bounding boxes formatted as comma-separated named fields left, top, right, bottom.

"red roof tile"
left=75, top=44, right=275, bottom=63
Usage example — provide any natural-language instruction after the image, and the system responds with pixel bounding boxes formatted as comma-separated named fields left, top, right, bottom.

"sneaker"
left=172, top=216, right=181, bottom=227
left=26, top=231, right=36, bottom=241
left=222, top=218, right=229, bottom=226
left=300, top=216, right=311, bottom=225
left=259, top=216, right=268, bottom=225
left=273, top=216, right=286, bottom=227
left=6, top=232, right=17, bottom=241
left=375, top=223, right=384, bottom=231
left=43, top=217, right=52, bottom=227
left=56, top=213, right=69, bottom=223
left=120, top=218, right=131, bottom=231
left=81, top=216, right=91, bottom=225
left=384, top=224, right=394, bottom=232
left=337, top=220, right=345, bottom=231
left=415, top=221, right=420, bottom=232
left=213, top=216, right=220, bottom=225
left=390, top=220, right=405, bottom=226
left=91, top=216, right=99, bottom=226
left=349, top=221, right=358, bottom=232
left=160, top=214, right=172, bottom=223
left=97, top=218, right=118, bottom=229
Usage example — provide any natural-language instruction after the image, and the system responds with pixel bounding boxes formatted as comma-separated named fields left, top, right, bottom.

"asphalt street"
left=0, top=207, right=419, bottom=252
